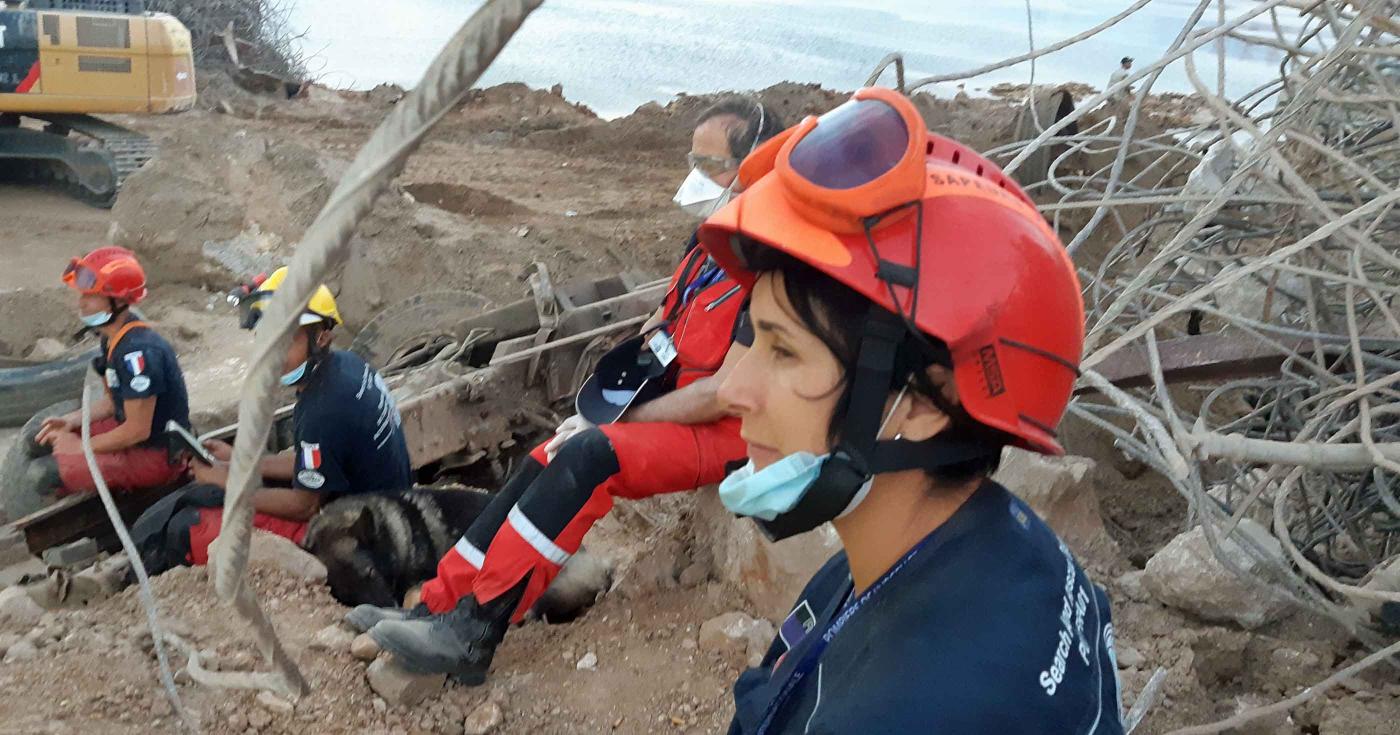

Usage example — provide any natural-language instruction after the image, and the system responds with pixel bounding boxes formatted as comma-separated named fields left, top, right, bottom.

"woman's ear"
left=892, top=366, right=958, bottom=442
left=894, top=393, right=950, bottom=442
left=318, top=328, right=336, bottom=349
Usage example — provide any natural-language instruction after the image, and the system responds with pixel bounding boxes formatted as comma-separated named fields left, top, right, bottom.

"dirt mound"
left=336, top=203, right=662, bottom=330
left=108, top=112, right=475, bottom=331
left=0, top=289, right=77, bottom=358
left=404, top=183, right=526, bottom=219
left=754, top=81, right=851, bottom=124
left=110, top=118, right=344, bottom=290
left=108, top=83, right=687, bottom=333
left=522, top=103, right=686, bottom=157
left=444, top=83, right=598, bottom=142
left=522, top=82, right=851, bottom=158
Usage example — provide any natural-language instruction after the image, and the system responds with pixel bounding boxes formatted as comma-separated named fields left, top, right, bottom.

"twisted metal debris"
left=878, top=0, right=1397, bottom=730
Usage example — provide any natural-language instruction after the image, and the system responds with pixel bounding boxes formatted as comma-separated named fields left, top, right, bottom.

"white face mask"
left=673, top=167, right=736, bottom=219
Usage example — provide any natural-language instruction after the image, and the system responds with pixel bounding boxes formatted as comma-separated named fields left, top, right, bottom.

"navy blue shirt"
left=291, top=350, right=412, bottom=497
left=729, top=482, right=1124, bottom=735
left=93, top=324, right=191, bottom=445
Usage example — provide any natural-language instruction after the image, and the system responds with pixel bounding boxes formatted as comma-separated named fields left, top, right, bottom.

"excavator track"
left=0, top=113, right=156, bottom=208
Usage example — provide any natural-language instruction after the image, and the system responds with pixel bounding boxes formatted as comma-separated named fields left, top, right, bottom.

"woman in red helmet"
left=698, top=89, right=1123, bottom=733
left=26, top=247, right=191, bottom=499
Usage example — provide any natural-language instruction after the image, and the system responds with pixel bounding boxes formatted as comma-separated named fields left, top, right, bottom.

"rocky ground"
left=0, top=77, right=1395, bottom=733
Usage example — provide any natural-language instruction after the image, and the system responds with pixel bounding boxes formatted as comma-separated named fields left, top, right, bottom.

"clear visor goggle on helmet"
left=62, top=260, right=100, bottom=291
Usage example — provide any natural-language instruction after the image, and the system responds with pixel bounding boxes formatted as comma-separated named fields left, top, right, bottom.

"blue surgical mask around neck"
left=718, top=384, right=910, bottom=521
left=280, top=360, right=308, bottom=386
left=81, top=311, right=113, bottom=328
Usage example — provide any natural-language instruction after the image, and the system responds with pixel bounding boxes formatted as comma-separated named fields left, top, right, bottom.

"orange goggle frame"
left=738, top=86, right=929, bottom=235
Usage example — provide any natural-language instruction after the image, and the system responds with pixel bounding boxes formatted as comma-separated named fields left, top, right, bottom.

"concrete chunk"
left=366, top=655, right=445, bottom=707
left=694, top=490, right=842, bottom=621
left=462, top=700, right=504, bottom=735
left=308, top=624, right=356, bottom=653
left=209, top=531, right=327, bottom=584
left=350, top=633, right=381, bottom=661
left=0, top=528, right=31, bottom=568
left=41, top=538, right=99, bottom=569
left=993, top=448, right=1117, bottom=560
left=3, top=638, right=38, bottom=663
left=699, top=611, right=775, bottom=665
left=255, top=691, right=295, bottom=715
left=0, top=587, right=45, bottom=632
left=1142, top=520, right=1291, bottom=629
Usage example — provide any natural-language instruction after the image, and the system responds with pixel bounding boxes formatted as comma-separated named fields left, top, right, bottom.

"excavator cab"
left=0, top=0, right=195, bottom=206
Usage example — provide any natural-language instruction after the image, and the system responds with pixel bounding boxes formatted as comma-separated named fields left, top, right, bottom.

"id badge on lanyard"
left=754, top=532, right=935, bottom=735
left=647, top=329, right=678, bottom=368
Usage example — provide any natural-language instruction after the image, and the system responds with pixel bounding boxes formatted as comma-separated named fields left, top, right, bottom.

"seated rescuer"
left=27, top=247, right=190, bottom=497
left=343, top=99, right=786, bottom=685
left=698, top=89, right=1123, bottom=733
left=130, top=267, right=412, bottom=570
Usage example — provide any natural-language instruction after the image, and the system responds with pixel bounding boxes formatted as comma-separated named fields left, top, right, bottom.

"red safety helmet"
left=698, top=87, right=1083, bottom=456
left=62, top=246, right=148, bottom=305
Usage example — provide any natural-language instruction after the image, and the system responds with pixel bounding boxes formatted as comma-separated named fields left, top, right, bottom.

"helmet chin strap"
left=309, top=322, right=336, bottom=370
left=755, top=306, right=999, bottom=542
left=72, top=299, right=131, bottom=340
left=286, top=323, right=333, bottom=387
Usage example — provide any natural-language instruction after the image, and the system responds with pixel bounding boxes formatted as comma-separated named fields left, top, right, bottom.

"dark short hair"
left=1120, top=56, right=1133, bottom=65
left=737, top=239, right=1010, bottom=484
left=696, top=97, right=786, bottom=159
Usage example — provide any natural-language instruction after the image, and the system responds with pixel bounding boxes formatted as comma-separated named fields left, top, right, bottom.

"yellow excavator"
left=0, top=0, right=194, bottom=206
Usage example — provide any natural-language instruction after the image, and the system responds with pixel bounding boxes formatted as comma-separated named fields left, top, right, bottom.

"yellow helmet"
left=238, top=266, right=343, bottom=330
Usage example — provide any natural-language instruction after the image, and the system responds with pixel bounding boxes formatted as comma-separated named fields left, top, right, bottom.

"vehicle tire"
left=0, top=350, right=96, bottom=428
left=0, top=399, right=78, bottom=522
left=350, top=291, right=490, bottom=370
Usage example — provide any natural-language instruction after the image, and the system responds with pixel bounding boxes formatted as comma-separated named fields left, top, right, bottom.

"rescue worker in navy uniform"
left=696, top=89, right=1124, bottom=733
left=131, top=267, right=412, bottom=572
left=27, top=247, right=191, bottom=499
left=341, top=99, right=785, bottom=686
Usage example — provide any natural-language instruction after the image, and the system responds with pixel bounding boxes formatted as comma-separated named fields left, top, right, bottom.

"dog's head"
left=304, top=504, right=400, bottom=608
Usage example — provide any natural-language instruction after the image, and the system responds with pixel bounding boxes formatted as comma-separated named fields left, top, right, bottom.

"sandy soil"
left=0, top=186, right=112, bottom=293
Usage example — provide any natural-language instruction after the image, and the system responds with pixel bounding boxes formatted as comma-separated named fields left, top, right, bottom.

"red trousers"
left=186, top=508, right=310, bottom=566
left=419, top=418, right=745, bottom=620
left=51, top=418, right=188, bottom=495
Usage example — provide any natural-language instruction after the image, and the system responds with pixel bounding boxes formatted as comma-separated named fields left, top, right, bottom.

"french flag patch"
left=301, top=442, right=321, bottom=469
left=124, top=351, right=146, bottom=375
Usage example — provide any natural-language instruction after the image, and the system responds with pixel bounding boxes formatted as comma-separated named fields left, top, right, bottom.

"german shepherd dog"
left=303, top=487, right=612, bottom=621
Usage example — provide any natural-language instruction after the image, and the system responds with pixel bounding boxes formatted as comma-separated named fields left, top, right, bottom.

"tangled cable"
left=876, top=1, right=1397, bottom=731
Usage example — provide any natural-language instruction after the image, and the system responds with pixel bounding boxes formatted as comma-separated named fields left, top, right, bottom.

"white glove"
left=544, top=414, right=594, bottom=461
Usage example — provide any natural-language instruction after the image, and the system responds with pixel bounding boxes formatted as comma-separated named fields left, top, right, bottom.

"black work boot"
left=369, top=584, right=523, bottom=685
left=345, top=602, right=429, bottom=633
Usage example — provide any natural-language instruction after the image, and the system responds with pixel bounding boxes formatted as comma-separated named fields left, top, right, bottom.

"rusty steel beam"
left=1079, top=333, right=1338, bottom=394
left=398, top=282, right=664, bottom=468
left=12, top=483, right=173, bottom=555
left=396, top=370, right=514, bottom=469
